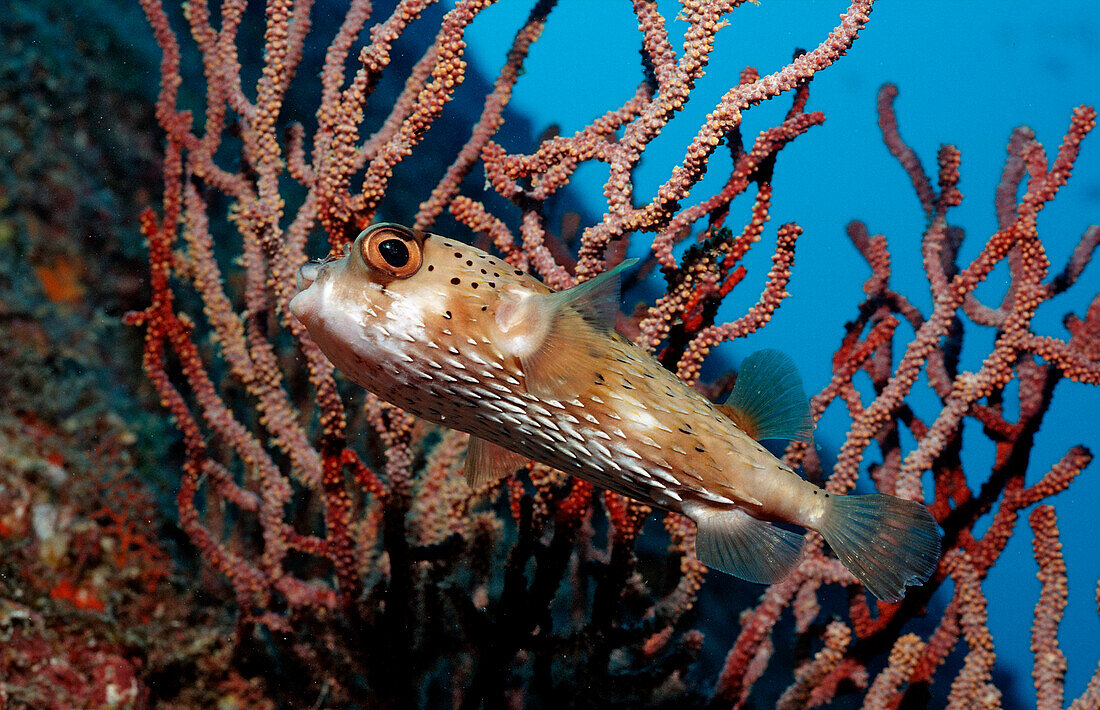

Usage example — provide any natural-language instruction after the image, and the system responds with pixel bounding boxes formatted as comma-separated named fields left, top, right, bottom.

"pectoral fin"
left=463, top=436, right=528, bottom=488
left=688, top=505, right=804, bottom=584
left=719, top=349, right=814, bottom=443
left=497, top=259, right=637, bottom=399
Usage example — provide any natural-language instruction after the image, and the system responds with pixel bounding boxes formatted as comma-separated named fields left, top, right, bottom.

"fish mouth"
left=296, top=261, right=324, bottom=292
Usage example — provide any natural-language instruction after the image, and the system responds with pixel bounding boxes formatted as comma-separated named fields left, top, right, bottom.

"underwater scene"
left=1, top=0, right=1097, bottom=707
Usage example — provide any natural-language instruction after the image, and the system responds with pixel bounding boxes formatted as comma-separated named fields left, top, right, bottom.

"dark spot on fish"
left=678, top=425, right=692, bottom=434
left=454, top=252, right=462, bottom=258
left=643, top=371, right=655, bottom=378
left=427, top=264, right=434, bottom=271
left=451, top=277, right=461, bottom=285
left=621, top=380, right=635, bottom=390
left=514, top=269, right=523, bottom=276
left=594, top=373, right=605, bottom=384
left=443, top=242, right=453, bottom=247
left=471, top=282, right=479, bottom=289
left=488, top=282, right=495, bottom=288
left=444, top=311, right=452, bottom=319
left=481, top=268, right=487, bottom=274
left=813, top=490, right=818, bottom=495
left=481, top=305, right=487, bottom=311
left=493, top=272, right=500, bottom=277
left=466, top=260, right=473, bottom=266
left=488, top=259, right=497, bottom=265
left=695, top=444, right=706, bottom=453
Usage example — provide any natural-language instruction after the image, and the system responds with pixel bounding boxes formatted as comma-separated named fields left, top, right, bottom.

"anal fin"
left=688, top=505, right=804, bottom=584
left=463, top=436, right=528, bottom=488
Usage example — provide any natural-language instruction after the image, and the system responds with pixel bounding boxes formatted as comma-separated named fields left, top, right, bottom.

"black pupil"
left=378, top=238, right=410, bottom=268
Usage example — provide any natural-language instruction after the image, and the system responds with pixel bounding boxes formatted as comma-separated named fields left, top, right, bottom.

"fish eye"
left=378, top=238, right=410, bottom=268
left=359, top=224, right=423, bottom=278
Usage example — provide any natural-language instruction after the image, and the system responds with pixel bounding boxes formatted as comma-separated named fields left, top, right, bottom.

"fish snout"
left=290, top=261, right=329, bottom=327
left=296, top=261, right=324, bottom=292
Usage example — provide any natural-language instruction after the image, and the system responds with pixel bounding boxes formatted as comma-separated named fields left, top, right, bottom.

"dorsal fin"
left=719, top=349, right=813, bottom=442
left=463, top=436, right=528, bottom=488
left=496, top=259, right=637, bottom=399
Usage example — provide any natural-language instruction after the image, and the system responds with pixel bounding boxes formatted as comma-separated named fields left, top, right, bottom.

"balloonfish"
left=290, top=223, right=941, bottom=601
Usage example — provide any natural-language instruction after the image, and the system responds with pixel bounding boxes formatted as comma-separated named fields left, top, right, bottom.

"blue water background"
left=462, top=0, right=1099, bottom=698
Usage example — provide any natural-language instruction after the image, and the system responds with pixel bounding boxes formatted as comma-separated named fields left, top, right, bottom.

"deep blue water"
left=462, top=0, right=1099, bottom=701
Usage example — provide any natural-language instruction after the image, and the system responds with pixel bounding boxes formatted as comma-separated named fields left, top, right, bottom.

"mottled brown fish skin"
left=290, top=224, right=826, bottom=529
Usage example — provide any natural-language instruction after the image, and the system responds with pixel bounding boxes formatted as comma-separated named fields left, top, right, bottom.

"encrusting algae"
left=290, top=223, right=942, bottom=602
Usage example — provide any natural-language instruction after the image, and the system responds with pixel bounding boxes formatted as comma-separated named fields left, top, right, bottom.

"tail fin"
left=816, top=493, right=941, bottom=602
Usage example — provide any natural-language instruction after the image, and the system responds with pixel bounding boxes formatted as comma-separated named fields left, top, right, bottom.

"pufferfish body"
left=290, top=223, right=940, bottom=601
